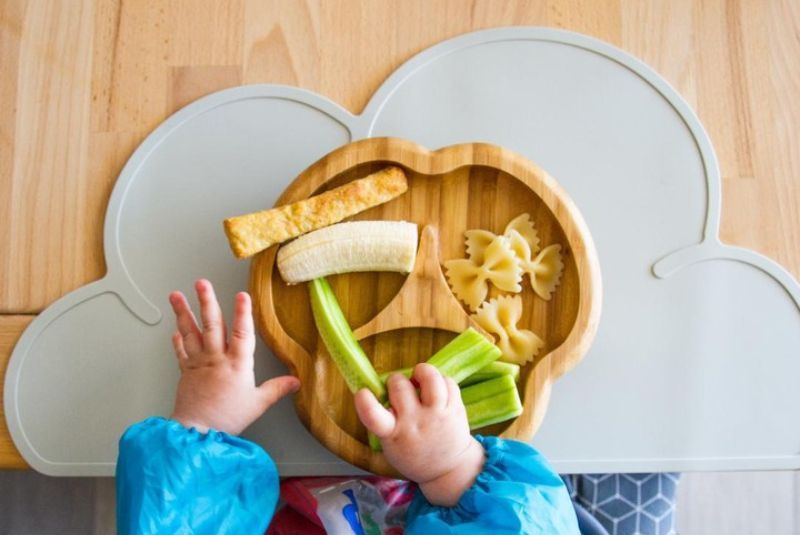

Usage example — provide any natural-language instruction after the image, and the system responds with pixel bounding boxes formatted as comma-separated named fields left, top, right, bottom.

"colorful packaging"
left=268, top=477, right=415, bottom=535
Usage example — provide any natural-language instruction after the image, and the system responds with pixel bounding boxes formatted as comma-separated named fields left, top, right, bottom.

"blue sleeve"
left=116, top=417, right=278, bottom=535
left=406, top=435, right=579, bottom=534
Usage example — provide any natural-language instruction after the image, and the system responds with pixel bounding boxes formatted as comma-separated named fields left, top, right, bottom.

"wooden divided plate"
left=251, top=137, right=601, bottom=475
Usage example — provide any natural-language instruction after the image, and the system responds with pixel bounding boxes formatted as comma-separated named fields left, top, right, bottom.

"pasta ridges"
left=472, top=295, right=544, bottom=364
left=529, top=244, right=564, bottom=300
left=445, top=235, right=522, bottom=311
left=507, top=229, right=564, bottom=300
left=504, top=213, right=540, bottom=256
left=446, top=212, right=563, bottom=310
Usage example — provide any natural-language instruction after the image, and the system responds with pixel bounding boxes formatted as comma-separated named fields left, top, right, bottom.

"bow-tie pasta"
left=447, top=213, right=563, bottom=309
left=472, top=295, right=544, bottom=364
left=445, top=235, right=522, bottom=311
left=505, top=213, right=541, bottom=255
left=464, top=229, right=496, bottom=264
left=528, top=244, right=564, bottom=300
left=465, top=213, right=540, bottom=264
left=507, top=230, right=564, bottom=300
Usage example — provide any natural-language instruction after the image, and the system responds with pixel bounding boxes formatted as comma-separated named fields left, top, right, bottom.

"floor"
left=0, top=471, right=797, bottom=534
left=675, top=471, right=799, bottom=534
left=0, top=472, right=114, bottom=534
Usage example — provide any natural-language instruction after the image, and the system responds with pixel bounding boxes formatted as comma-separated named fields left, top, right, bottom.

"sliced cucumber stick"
left=368, top=373, right=522, bottom=448
left=428, top=328, right=501, bottom=383
left=378, top=368, right=412, bottom=383
left=460, top=361, right=520, bottom=387
left=380, top=360, right=519, bottom=386
left=378, top=328, right=501, bottom=384
left=465, top=382, right=523, bottom=429
left=367, top=431, right=382, bottom=452
left=309, top=277, right=386, bottom=400
left=460, top=374, right=517, bottom=405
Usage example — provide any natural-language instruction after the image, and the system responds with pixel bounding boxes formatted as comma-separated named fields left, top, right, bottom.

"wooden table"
left=1, top=0, right=798, bottom=469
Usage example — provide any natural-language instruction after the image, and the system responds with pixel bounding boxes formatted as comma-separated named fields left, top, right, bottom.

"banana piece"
left=277, top=221, right=418, bottom=284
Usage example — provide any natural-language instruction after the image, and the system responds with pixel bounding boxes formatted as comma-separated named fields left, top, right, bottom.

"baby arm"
left=116, top=279, right=299, bottom=535
left=355, top=363, right=581, bottom=534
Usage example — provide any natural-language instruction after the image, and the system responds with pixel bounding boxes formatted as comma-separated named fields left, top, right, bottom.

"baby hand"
left=168, top=279, right=300, bottom=435
left=354, top=363, right=485, bottom=507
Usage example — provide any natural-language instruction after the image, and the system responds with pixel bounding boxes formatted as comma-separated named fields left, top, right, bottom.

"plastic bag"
left=269, top=477, right=414, bottom=535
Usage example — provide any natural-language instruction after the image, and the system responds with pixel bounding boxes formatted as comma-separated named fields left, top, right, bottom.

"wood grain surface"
left=250, top=138, right=601, bottom=475
left=0, top=317, right=32, bottom=469
left=1, top=0, right=798, bottom=468
left=351, top=225, right=490, bottom=341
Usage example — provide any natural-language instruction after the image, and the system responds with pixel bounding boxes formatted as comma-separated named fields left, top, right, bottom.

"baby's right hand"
left=354, top=363, right=485, bottom=507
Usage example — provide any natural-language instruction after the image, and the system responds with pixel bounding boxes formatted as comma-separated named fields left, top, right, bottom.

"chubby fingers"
left=196, top=279, right=226, bottom=353
left=168, top=291, right=202, bottom=355
left=257, top=375, right=301, bottom=412
left=354, top=388, right=396, bottom=438
left=171, top=332, right=189, bottom=369
left=445, top=377, right=463, bottom=411
left=413, top=363, right=448, bottom=409
left=229, top=292, right=255, bottom=359
left=387, top=372, right=419, bottom=417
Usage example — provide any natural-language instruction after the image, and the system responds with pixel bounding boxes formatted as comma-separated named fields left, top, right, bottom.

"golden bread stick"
left=223, top=166, right=408, bottom=258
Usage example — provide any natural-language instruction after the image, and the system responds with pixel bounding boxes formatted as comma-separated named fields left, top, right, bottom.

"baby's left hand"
left=168, top=279, right=300, bottom=435
left=355, top=364, right=484, bottom=506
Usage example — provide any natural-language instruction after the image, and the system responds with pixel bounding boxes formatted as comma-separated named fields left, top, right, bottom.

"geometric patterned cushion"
left=562, top=473, right=679, bottom=535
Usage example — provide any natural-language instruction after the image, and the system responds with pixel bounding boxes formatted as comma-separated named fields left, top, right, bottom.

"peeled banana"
left=277, top=220, right=419, bottom=284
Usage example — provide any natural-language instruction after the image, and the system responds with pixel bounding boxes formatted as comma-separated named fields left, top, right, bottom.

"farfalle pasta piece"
left=472, top=295, right=544, bottom=365
left=445, top=235, right=522, bottom=311
left=504, top=213, right=540, bottom=256
left=464, top=229, right=496, bottom=264
left=529, top=244, right=564, bottom=300
left=507, top=230, right=564, bottom=301
left=464, top=214, right=540, bottom=264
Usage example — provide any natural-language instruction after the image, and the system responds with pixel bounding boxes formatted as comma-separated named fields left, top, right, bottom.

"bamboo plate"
left=251, top=137, right=601, bottom=476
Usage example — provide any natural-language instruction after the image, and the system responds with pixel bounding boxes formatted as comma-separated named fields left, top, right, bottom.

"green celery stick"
left=367, top=431, right=382, bottom=452
left=460, top=361, right=520, bottom=387
left=377, top=328, right=501, bottom=384
left=380, top=360, right=519, bottom=385
left=464, top=381, right=523, bottom=429
left=309, top=277, right=385, bottom=400
left=460, top=374, right=516, bottom=405
left=378, top=368, right=412, bottom=383
left=366, top=399, right=392, bottom=452
left=366, top=329, right=503, bottom=449
left=428, top=328, right=501, bottom=383
left=367, top=375, right=522, bottom=446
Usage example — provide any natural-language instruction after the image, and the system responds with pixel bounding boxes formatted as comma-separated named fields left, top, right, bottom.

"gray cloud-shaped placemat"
left=6, top=28, right=799, bottom=476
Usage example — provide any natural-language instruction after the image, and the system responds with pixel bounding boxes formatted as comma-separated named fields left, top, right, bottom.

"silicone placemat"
left=6, top=27, right=799, bottom=476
